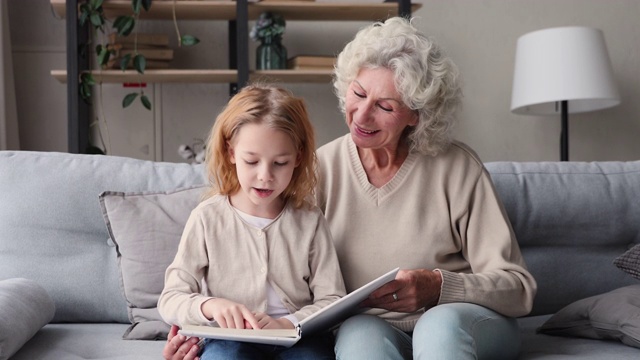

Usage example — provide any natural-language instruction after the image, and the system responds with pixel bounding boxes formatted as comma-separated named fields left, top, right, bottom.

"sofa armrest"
left=0, top=278, right=55, bottom=360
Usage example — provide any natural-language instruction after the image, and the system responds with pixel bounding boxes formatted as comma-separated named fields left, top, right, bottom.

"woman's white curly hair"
left=333, top=17, right=462, bottom=156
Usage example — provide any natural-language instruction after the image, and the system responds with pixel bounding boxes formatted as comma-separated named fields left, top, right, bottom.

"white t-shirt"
left=234, top=208, right=299, bottom=327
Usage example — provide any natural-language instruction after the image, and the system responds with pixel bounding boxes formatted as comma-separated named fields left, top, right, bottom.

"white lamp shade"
left=511, top=26, right=620, bottom=115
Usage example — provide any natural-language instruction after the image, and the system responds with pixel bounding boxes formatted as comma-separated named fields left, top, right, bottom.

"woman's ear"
left=227, top=141, right=236, bottom=164
left=409, top=110, right=419, bottom=127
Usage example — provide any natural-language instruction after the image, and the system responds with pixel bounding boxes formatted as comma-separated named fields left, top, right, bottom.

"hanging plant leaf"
left=97, top=45, right=111, bottom=66
left=181, top=35, right=200, bottom=47
left=112, top=16, right=127, bottom=31
left=133, top=54, right=146, bottom=74
left=79, top=4, right=90, bottom=26
left=141, top=0, right=152, bottom=12
left=90, top=0, right=104, bottom=9
left=123, top=93, right=138, bottom=108
left=89, top=12, right=104, bottom=29
left=140, top=94, right=152, bottom=110
left=114, top=16, right=135, bottom=36
left=82, top=73, right=96, bottom=86
left=79, top=73, right=94, bottom=103
left=132, top=0, right=142, bottom=15
left=80, top=81, right=91, bottom=102
left=120, top=54, right=132, bottom=71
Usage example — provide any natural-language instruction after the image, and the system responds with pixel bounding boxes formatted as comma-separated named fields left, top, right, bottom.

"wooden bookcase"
left=50, top=0, right=421, bottom=153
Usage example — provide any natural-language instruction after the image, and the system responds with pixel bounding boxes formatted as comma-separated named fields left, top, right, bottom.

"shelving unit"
left=51, top=0, right=421, bottom=153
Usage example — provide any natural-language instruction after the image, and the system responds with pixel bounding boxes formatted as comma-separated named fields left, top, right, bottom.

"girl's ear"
left=227, top=141, right=236, bottom=164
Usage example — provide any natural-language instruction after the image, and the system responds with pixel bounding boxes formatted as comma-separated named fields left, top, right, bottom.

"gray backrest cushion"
left=0, top=151, right=206, bottom=323
left=486, top=161, right=640, bottom=316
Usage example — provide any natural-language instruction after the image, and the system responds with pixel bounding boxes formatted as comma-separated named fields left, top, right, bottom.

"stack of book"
left=106, top=33, right=173, bottom=70
left=287, top=55, right=336, bottom=70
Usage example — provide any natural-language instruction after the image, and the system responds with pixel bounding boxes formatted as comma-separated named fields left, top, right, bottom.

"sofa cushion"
left=0, top=278, right=55, bottom=360
left=614, top=244, right=640, bottom=280
left=537, top=284, right=640, bottom=349
left=0, top=151, right=206, bottom=323
left=99, top=186, right=206, bottom=340
left=486, top=161, right=640, bottom=316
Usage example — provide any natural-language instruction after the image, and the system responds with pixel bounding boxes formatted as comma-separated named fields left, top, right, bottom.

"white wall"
left=9, top=0, right=640, bottom=162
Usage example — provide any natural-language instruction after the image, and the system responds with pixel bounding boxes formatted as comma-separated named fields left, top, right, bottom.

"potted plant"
left=78, top=0, right=199, bottom=110
left=250, top=12, right=287, bottom=70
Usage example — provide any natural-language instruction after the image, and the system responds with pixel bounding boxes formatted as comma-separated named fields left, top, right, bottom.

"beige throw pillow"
left=99, top=186, right=206, bottom=340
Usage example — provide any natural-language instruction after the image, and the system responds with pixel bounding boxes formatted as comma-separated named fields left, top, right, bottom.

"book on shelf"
left=287, top=55, right=336, bottom=70
left=108, top=33, right=170, bottom=47
left=106, top=58, right=171, bottom=70
left=179, top=267, right=399, bottom=347
left=111, top=48, right=174, bottom=61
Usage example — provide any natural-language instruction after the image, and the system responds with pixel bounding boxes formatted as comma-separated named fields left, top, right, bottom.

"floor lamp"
left=510, top=26, right=620, bottom=161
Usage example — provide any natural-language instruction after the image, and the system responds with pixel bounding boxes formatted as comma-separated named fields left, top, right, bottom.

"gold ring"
left=392, top=292, right=398, bottom=301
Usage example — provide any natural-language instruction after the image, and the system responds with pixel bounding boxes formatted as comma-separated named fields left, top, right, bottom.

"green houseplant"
left=78, top=0, right=199, bottom=110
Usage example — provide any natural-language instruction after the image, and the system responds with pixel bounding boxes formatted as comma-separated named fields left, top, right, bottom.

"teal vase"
left=256, top=36, right=287, bottom=70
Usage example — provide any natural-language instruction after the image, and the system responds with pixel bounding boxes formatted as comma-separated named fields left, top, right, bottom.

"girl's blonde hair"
left=204, top=84, right=317, bottom=209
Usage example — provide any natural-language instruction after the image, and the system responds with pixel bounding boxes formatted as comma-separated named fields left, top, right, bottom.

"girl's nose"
left=258, top=164, right=274, bottom=182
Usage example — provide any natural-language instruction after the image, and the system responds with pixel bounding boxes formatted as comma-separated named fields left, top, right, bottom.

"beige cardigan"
left=158, top=195, right=346, bottom=327
left=316, top=135, right=537, bottom=332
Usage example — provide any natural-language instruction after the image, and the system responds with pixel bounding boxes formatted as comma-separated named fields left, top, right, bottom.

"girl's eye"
left=244, top=160, right=258, bottom=165
left=353, top=90, right=365, bottom=98
left=275, top=162, right=289, bottom=166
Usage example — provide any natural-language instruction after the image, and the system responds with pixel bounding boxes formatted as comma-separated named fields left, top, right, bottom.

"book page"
left=178, top=267, right=399, bottom=346
left=180, top=324, right=298, bottom=339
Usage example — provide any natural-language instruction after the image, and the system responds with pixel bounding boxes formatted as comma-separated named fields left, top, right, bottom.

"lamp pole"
left=560, top=100, right=569, bottom=161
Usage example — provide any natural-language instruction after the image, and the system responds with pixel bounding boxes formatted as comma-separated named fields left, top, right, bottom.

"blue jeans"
left=199, top=332, right=335, bottom=360
left=334, top=303, right=521, bottom=360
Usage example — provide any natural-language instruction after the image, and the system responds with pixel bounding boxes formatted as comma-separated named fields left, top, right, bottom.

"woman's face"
left=345, top=67, right=418, bottom=152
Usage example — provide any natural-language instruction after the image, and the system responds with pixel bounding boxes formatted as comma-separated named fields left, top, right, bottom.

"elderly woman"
left=164, top=17, right=536, bottom=360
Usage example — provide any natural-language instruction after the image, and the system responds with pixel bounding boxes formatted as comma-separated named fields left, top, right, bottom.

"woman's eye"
left=378, top=104, right=393, bottom=112
left=353, top=91, right=365, bottom=98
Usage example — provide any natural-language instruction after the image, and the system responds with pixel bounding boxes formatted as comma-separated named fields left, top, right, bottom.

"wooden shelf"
left=50, top=1, right=421, bottom=21
left=51, top=1, right=419, bottom=85
left=51, top=68, right=333, bottom=84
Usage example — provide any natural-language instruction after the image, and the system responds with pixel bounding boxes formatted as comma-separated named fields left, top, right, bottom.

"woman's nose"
left=355, top=101, right=375, bottom=122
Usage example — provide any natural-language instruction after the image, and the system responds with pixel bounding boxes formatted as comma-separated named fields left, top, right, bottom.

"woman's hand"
left=360, top=269, right=442, bottom=312
left=163, top=325, right=200, bottom=360
left=254, top=312, right=295, bottom=329
left=201, top=298, right=261, bottom=329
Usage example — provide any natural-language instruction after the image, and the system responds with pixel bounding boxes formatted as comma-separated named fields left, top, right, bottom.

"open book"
left=178, top=267, right=399, bottom=347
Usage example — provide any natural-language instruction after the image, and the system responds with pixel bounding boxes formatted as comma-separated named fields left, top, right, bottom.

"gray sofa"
left=1, top=150, right=639, bottom=359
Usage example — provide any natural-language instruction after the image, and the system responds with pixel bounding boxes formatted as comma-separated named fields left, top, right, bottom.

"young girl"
left=158, top=84, right=346, bottom=359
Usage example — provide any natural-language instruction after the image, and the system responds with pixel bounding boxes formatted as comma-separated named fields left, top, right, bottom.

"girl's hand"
left=201, top=298, right=261, bottom=329
left=163, top=324, right=200, bottom=360
left=360, top=268, right=442, bottom=313
left=254, top=312, right=295, bottom=329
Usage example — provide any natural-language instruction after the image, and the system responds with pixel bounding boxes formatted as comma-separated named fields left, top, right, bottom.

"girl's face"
left=228, top=123, right=300, bottom=218
left=345, top=67, right=418, bottom=152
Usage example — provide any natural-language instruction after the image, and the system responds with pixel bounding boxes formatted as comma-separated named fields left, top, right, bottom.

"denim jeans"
left=199, top=332, right=335, bottom=360
left=334, top=303, right=521, bottom=360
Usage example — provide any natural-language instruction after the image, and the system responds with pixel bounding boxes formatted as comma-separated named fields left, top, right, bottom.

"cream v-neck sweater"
left=316, top=135, right=536, bottom=332
left=158, top=195, right=346, bottom=327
